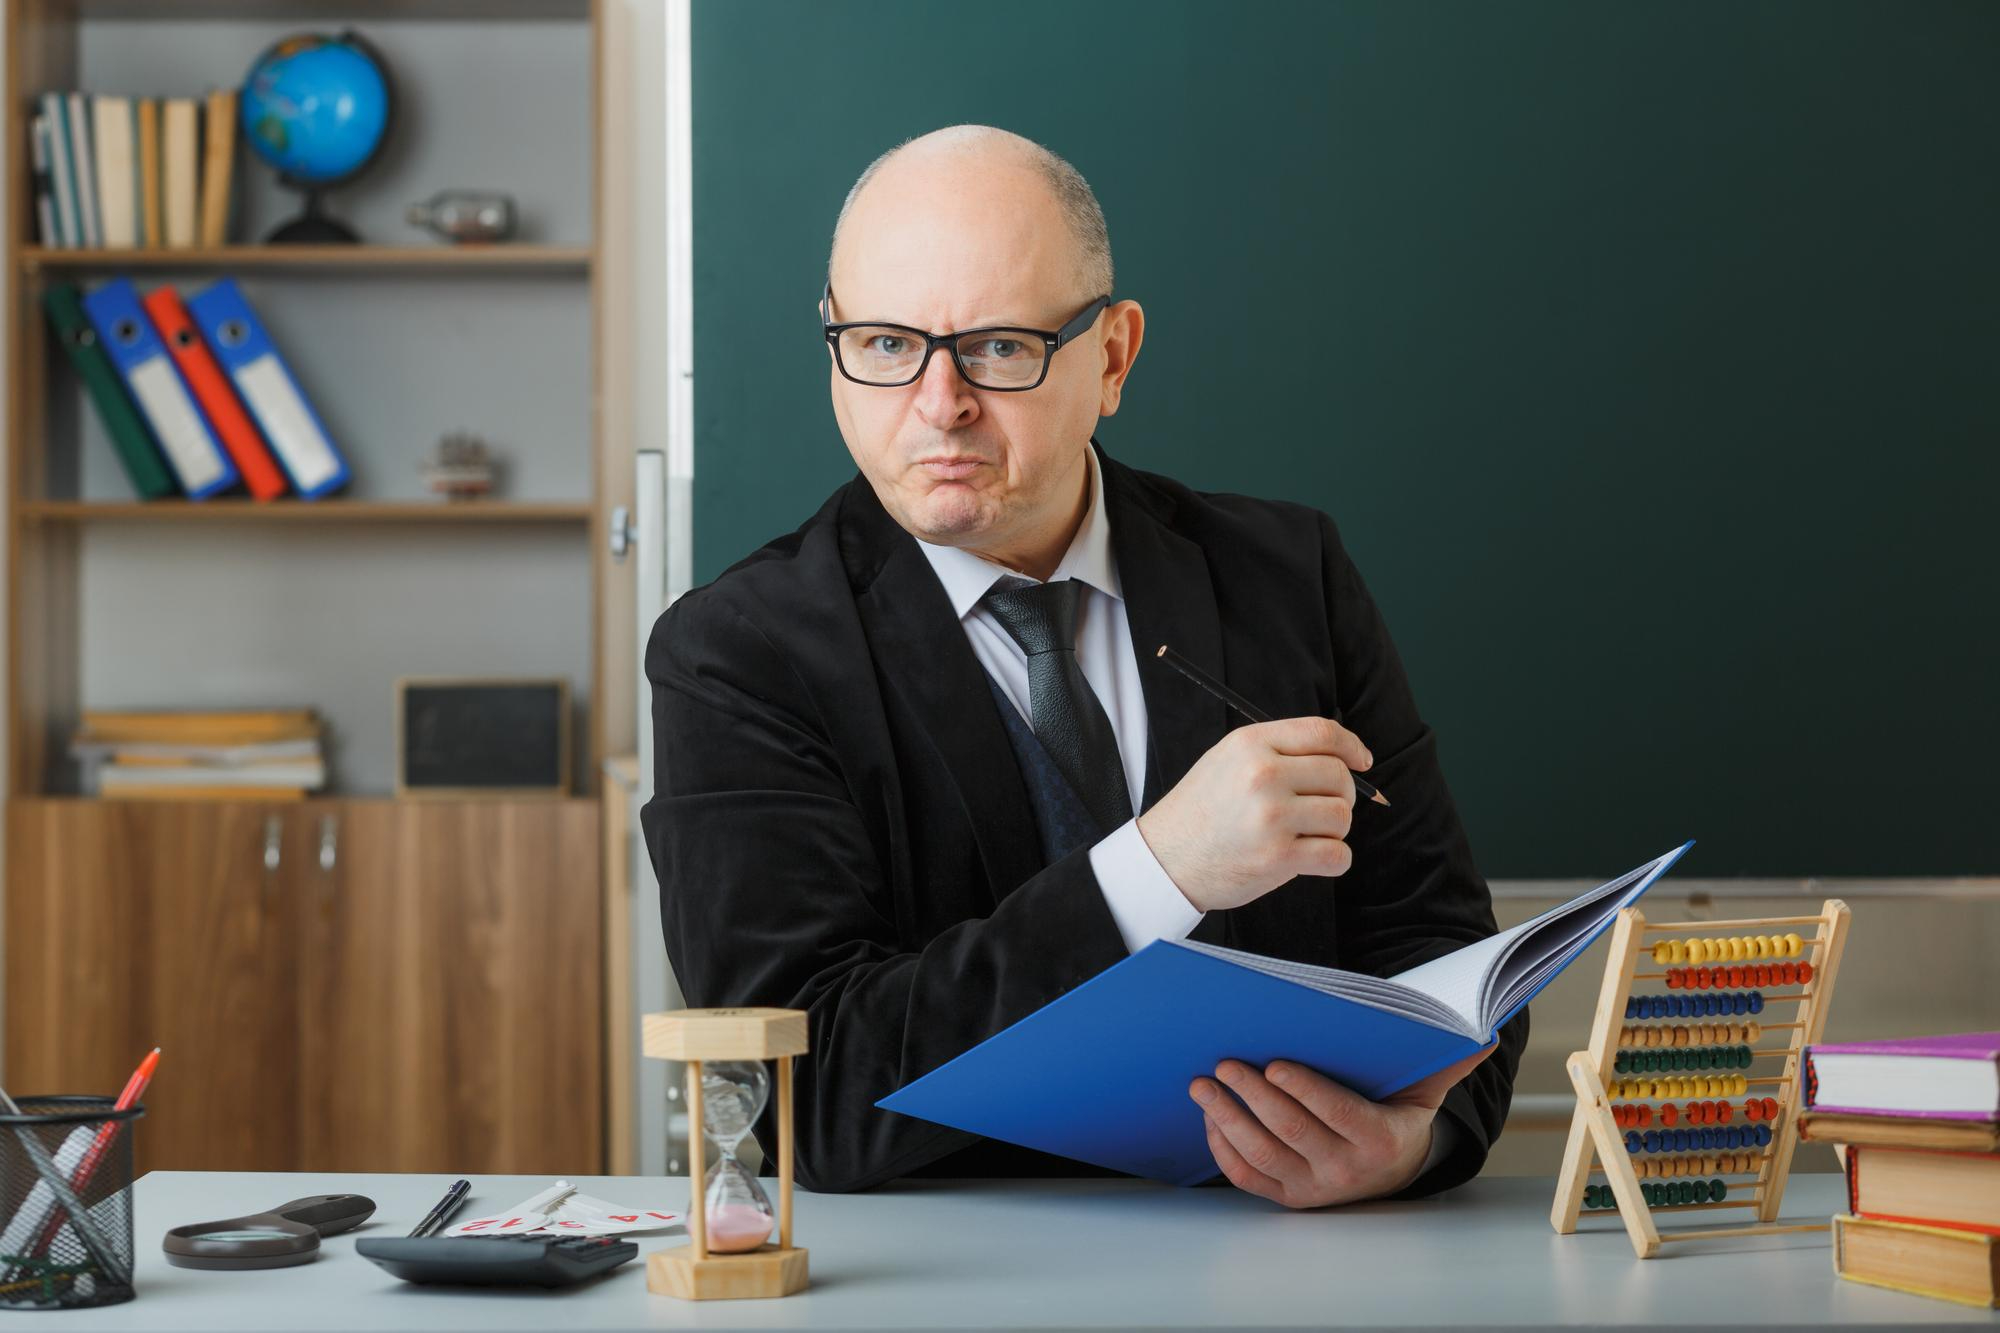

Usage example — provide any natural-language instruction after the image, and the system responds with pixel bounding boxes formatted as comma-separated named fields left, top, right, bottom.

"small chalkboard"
left=395, top=678, right=569, bottom=797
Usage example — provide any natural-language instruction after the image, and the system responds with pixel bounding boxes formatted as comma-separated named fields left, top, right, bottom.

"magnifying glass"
left=163, top=1194, right=375, bottom=1270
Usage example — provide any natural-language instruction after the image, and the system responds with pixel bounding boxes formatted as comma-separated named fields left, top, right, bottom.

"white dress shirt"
left=912, top=446, right=1204, bottom=955
left=914, top=447, right=1460, bottom=1183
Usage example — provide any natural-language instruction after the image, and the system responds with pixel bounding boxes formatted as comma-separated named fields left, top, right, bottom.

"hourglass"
left=642, top=1007, right=810, bottom=1300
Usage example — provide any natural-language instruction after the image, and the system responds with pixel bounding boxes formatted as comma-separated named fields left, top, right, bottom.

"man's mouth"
left=916, top=458, right=985, bottom=481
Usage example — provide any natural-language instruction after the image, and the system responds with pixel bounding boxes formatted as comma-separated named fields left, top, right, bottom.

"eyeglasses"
left=821, top=280, right=1111, bottom=391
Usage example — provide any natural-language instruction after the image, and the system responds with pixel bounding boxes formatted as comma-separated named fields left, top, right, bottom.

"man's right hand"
left=1135, top=716, right=1374, bottom=913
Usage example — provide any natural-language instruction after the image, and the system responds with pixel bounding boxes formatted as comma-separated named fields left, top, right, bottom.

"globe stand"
left=265, top=187, right=360, bottom=245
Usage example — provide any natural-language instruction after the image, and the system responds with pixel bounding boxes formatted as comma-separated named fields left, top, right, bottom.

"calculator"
left=356, top=1233, right=639, bottom=1287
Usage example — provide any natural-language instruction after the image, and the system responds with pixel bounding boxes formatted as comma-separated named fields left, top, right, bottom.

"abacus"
left=1550, top=899, right=1850, bottom=1258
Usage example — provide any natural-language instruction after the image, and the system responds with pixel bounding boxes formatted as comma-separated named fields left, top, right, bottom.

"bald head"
left=828, top=125, right=1114, bottom=307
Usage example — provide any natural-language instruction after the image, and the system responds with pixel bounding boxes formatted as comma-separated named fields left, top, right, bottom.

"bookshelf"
left=17, top=498, right=595, bottom=523
left=6, top=0, right=609, bottom=797
left=20, top=243, right=594, bottom=271
left=3, top=0, right=624, bottom=1175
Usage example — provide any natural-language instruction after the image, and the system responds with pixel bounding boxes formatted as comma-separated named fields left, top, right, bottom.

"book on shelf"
left=29, top=89, right=239, bottom=251
left=199, top=88, right=237, bottom=248
left=162, top=97, right=200, bottom=248
left=78, top=707, right=319, bottom=744
left=105, top=785, right=311, bottom=802
left=137, top=97, right=162, bottom=248
left=73, top=709, right=326, bottom=798
left=68, top=91, right=101, bottom=248
left=1832, top=1214, right=1999, bottom=1308
left=39, top=94, right=80, bottom=248
left=30, top=113, right=58, bottom=248
left=92, top=96, right=137, bottom=250
left=98, top=759, right=325, bottom=792
left=90, top=744, right=322, bottom=767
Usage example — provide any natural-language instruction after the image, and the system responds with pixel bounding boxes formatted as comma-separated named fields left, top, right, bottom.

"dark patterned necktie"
left=981, top=578, right=1134, bottom=834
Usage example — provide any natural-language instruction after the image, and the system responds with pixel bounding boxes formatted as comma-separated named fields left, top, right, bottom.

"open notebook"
left=879, top=841, right=1693, bottom=1185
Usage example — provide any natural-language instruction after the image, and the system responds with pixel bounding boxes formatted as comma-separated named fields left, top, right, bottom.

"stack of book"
left=30, top=89, right=238, bottom=250
left=70, top=709, right=328, bottom=800
left=1801, top=1031, right=2000, bottom=1309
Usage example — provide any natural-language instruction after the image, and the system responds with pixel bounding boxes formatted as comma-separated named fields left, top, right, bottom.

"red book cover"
left=142, top=285, right=289, bottom=500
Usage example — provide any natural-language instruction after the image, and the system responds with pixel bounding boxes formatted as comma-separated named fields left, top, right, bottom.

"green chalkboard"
left=692, top=0, right=1999, bottom=878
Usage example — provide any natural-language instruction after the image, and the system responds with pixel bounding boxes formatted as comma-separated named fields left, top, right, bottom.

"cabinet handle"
left=319, top=816, right=338, bottom=874
left=262, top=815, right=283, bottom=902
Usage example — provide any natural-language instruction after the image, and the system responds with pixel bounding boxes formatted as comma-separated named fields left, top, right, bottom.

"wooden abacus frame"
left=1551, top=899, right=1850, bottom=1257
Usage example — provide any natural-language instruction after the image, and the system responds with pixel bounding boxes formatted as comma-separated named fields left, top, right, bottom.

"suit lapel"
left=1098, top=445, right=1235, bottom=945
left=1099, top=443, right=1231, bottom=811
left=842, top=480, right=1043, bottom=907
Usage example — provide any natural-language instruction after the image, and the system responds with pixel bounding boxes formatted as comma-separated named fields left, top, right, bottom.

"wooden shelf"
left=72, top=0, right=589, bottom=18
left=18, top=245, right=593, bottom=274
left=17, top=499, right=594, bottom=524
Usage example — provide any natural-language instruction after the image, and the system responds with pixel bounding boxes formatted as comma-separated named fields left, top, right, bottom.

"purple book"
left=1806, top=1032, right=2000, bottom=1120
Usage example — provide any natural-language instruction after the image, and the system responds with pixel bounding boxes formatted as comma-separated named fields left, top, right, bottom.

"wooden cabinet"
left=4, top=796, right=601, bottom=1176
left=296, top=800, right=603, bottom=1174
left=5, top=799, right=300, bottom=1171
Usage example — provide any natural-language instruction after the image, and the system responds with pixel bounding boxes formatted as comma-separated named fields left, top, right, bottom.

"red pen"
left=24, top=1047, right=159, bottom=1258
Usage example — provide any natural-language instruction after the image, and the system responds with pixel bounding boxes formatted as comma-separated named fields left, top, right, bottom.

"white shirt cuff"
left=1089, top=817, right=1204, bottom=955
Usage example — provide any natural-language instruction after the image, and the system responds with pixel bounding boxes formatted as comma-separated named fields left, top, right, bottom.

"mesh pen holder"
left=0, top=1096, right=142, bottom=1310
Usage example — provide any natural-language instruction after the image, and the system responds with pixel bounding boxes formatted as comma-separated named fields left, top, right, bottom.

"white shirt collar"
left=914, top=444, right=1122, bottom=620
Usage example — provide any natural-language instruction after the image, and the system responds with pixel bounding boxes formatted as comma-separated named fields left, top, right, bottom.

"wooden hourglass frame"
left=642, top=1007, right=810, bottom=1300
left=1552, top=899, right=1850, bottom=1258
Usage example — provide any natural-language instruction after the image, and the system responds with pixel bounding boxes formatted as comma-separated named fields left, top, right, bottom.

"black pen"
left=1156, top=644, right=1390, bottom=807
left=409, top=1178, right=470, bottom=1238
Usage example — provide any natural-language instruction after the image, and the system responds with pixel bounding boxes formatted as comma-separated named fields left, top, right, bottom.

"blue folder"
left=186, top=279, right=351, bottom=499
left=879, top=841, right=1693, bottom=1186
left=82, top=277, right=239, bottom=499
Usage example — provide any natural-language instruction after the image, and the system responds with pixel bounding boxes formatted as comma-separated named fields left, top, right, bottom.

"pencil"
left=18, top=1047, right=160, bottom=1266
left=1156, top=644, right=1390, bottom=808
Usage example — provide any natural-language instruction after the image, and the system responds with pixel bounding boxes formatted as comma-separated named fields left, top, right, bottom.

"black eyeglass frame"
left=820, top=280, right=1112, bottom=391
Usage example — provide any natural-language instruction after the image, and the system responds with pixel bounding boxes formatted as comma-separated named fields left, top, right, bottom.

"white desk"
left=29, top=1170, right=1995, bottom=1331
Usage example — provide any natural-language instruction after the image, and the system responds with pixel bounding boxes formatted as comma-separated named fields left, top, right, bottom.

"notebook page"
left=1389, top=844, right=1690, bottom=1031
left=1480, top=844, right=1692, bottom=1026
left=1169, top=940, right=1473, bottom=1035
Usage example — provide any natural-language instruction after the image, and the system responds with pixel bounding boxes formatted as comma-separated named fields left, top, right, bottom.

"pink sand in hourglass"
left=704, top=1203, right=772, bottom=1253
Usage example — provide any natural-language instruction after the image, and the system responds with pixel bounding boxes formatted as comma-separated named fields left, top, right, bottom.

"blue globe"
left=241, top=34, right=391, bottom=187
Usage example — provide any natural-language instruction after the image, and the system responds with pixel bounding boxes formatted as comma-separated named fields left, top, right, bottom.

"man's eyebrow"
left=834, top=295, right=1058, bottom=331
left=890, top=310, right=1058, bottom=332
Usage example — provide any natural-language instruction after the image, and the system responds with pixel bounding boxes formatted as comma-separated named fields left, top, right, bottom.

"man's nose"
left=913, top=343, right=978, bottom=430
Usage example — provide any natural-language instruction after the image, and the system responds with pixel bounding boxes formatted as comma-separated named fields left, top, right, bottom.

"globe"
left=240, top=31, right=395, bottom=243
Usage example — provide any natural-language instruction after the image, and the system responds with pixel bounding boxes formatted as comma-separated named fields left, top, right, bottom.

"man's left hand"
left=1190, top=1043, right=1497, bottom=1208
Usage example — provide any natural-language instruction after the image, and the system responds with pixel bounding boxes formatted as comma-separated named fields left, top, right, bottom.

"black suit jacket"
left=641, top=441, right=1526, bottom=1195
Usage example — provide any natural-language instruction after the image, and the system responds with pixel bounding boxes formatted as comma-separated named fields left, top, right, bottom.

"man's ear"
left=1097, top=299, right=1145, bottom=417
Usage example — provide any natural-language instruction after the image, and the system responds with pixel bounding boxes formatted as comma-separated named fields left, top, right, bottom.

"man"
left=643, top=124, right=1524, bottom=1207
